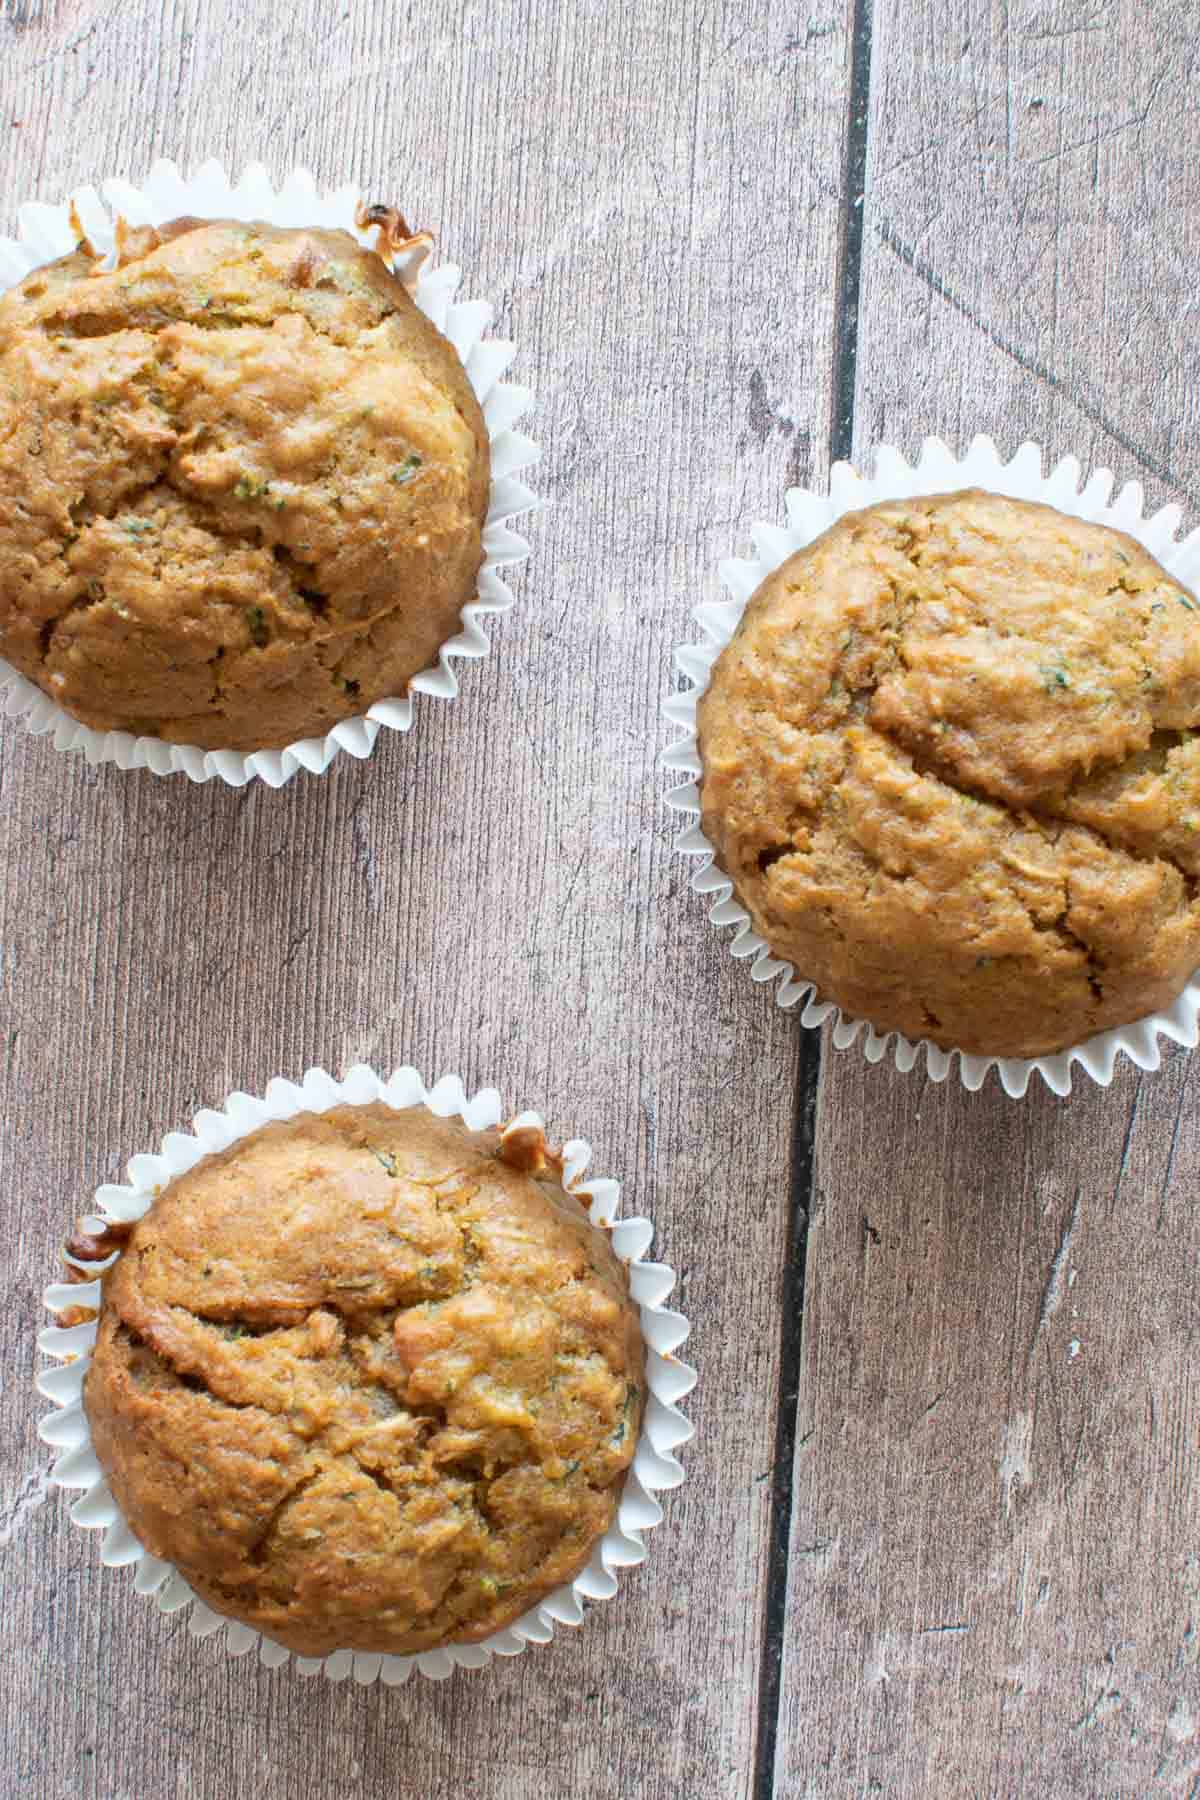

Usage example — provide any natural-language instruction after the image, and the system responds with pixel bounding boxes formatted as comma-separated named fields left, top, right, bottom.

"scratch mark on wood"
left=784, top=20, right=836, bottom=52
left=1029, top=1189, right=1080, bottom=1361
left=0, top=1463, right=51, bottom=1548
left=349, top=789, right=378, bottom=902
left=913, top=1391, right=946, bottom=1431
left=281, top=923, right=313, bottom=972
left=1026, top=7, right=1116, bottom=42
left=1028, top=61, right=1170, bottom=167
left=7, top=11, right=100, bottom=70
left=1111, top=1079, right=1142, bottom=1210
left=873, top=216, right=1200, bottom=509
left=874, top=101, right=994, bottom=180
left=1156, top=1078, right=1189, bottom=1232
left=794, top=1536, right=837, bottom=1562
left=557, top=848, right=589, bottom=919
left=999, top=1409, right=1033, bottom=1519
left=1072, top=1686, right=1123, bottom=1733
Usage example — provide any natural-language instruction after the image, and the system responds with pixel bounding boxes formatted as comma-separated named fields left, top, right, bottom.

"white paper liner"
left=662, top=436, right=1200, bottom=1099
left=0, top=159, right=539, bottom=788
left=37, top=1064, right=694, bottom=1684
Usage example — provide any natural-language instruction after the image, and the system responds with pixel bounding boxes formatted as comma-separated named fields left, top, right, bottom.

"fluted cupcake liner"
left=0, top=158, right=539, bottom=788
left=662, top=436, right=1200, bottom=1098
left=37, top=1064, right=694, bottom=1684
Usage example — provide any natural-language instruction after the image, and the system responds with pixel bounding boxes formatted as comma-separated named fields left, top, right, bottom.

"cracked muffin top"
left=0, top=217, right=489, bottom=750
left=697, top=489, right=1200, bottom=1058
left=82, top=1103, right=644, bottom=1658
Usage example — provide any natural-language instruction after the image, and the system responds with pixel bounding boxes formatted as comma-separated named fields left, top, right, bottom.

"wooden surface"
left=0, top=3, right=1197, bottom=1797
left=777, top=5, right=1200, bottom=1797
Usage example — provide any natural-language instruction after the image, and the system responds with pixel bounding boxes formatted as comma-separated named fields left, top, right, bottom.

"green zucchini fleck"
left=234, top=474, right=272, bottom=503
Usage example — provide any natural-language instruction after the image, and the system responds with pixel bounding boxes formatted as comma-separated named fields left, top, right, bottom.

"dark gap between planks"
left=752, top=3, right=875, bottom=1794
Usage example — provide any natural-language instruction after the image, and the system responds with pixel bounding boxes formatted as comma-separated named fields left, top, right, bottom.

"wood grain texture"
left=775, top=3, right=1200, bottom=1795
left=851, top=0, right=1200, bottom=514
left=779, top=1064, right=1200, bottom=1797
left=0, top=3, right=852, bottom=1798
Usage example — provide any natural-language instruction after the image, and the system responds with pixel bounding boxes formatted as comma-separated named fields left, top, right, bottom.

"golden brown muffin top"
left=82, top=1104, right=644, bottom=1658
left=0, top=218, right=489, bottom=749
left=698, top=489, right=1200, bottom=1058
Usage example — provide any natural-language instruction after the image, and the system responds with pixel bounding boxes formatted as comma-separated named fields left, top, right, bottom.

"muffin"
left=0, top=216, right=489, bottom=749
left=698, top=489, right=1200, bottom=1059
left=78, top=1103, right=644, bottom=1658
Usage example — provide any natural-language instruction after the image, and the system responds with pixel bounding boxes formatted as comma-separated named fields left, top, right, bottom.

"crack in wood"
left=754, top=6, right=874, bottom=1796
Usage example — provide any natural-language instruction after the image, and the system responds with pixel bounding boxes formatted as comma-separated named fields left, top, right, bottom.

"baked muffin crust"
left=0, top=218, right=489, bottom=748
left=698, top=489, right=1200, bottom=1057
left=84, top=1104, right=644, bottom=1657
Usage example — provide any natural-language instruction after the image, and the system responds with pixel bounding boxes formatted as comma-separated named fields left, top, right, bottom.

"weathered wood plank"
left=775, top=4, right=1200, bottom=1794
left=852, top=0, right=1200, bottom=515
left=781, top=1062, right=1200, bottom=1796
left=0, top=3, right=853, bottom=1797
